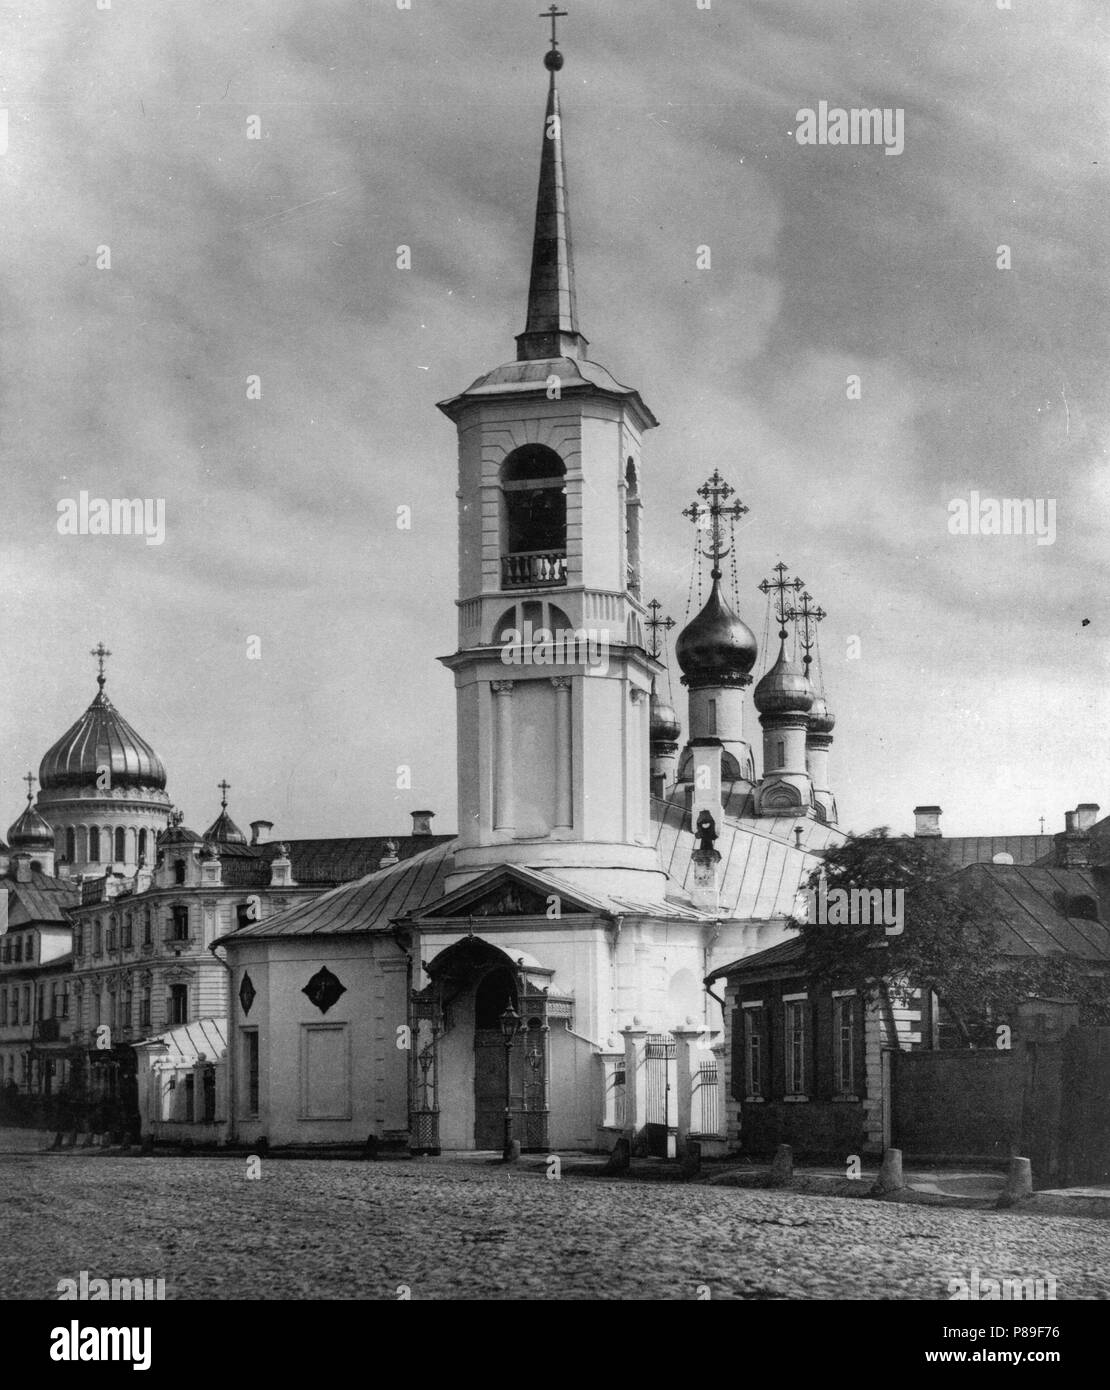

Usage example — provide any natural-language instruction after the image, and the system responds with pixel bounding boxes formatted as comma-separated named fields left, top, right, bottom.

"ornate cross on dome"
left=540, top=5, right=568, bottom=50
left=645, top=599, right=675, bottom=661
left=682, top=470, right=749, bottom=579
left=218, top=779, right=231, bottom=809
left=23, top=771, right=35, bottom=804
left=759, top=562, right=804, bottom=640
left=90, top=641, right=111, bottom=690
left=794, top=590, right=826, bottom=672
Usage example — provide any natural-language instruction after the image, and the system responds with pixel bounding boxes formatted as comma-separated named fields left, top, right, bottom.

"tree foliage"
left=792, top=829, right=1110, bottom=1035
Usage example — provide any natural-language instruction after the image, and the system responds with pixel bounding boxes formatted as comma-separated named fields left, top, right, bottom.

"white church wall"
left=229, top=936, right=409, bottom=1148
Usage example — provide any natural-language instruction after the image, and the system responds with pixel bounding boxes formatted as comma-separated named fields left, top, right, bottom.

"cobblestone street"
left=2, top=1146, right=1107, bottom=1301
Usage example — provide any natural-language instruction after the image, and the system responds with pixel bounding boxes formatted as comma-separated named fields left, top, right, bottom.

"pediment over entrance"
left=405, top=864, right=608, bottom=924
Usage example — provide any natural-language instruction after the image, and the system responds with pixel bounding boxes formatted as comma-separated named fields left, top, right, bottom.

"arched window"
left=114, top=827, right=126, bottom=862
left=500, top=445, right=567, bottom=589
left=174, top=859, right=187, bottom=886
left=625, top=458, right=642, bottom=596
left=88, top=827, right=100, bottom=862
left=138, top=828, right=148, bottom=863
left=65, top=827, right=76, bottom=862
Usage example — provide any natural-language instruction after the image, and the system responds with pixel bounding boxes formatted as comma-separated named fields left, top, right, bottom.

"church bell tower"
left=438, top=13, right=667, bottom=899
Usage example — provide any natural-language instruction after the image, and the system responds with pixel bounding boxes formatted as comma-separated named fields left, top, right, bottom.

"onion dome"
left=39, top=669, right=166, bottom=792
left=807, top=692, right=836, bottom=735
left=675, top=578, right=758, bottom=688
left=753, top=643, right=815, bottom=716
left=649, top=691, right=680, bottom=745
left=8, top=793, right=54, bottom=852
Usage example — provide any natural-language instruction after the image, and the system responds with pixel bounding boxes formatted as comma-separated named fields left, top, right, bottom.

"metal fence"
left=691, top=1059, right=720, bottom=1137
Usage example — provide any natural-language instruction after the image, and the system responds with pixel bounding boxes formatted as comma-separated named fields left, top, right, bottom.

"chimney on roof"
left=913, top=805, right=942, bottom=838
left=1076, top=803, right=1100, bottom=832
left=1055, top=806, right=1092, bottom=869
left=411, top=810, right=434, bottom=837
left=250, top=820, right=273, bottom=846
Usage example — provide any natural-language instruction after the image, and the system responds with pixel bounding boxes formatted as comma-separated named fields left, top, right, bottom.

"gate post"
left=673, top=1026, right=700, bottom=1157
left=712, top=1042, right=729, bottom=1144
left=620, top=1024, right=648, bottom=1151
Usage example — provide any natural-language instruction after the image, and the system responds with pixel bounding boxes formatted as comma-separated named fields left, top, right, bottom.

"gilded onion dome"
left=807, top=692, right=836, bottom=735
left=649, top=692, right=680, bottom=744
left=39, top=672, right=166, bottom=792
left=7, top=794, right=54, bottom=851
left=753, top=643, right=815, bottom=716
left=675, top=578, right=758, bottom=688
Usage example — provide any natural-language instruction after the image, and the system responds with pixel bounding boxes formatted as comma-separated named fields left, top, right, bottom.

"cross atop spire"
left=794, top=590, right=826, bottom=673
left=90, top=641, right=111, bottom=690
left=516, top=9, right=588, bottom=362
left=645, top=599, right=676, bottom=661
left=759, top=562, right=804, bottom=641
left=218, top=779, right=231, bottom=809
left=541, top=5, right=568, bottom=50
left=23, top=771, right=35, bottom=805
left=682, top=470, right=749, bottom=580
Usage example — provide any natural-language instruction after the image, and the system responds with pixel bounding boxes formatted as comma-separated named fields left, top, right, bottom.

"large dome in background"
left=675, top=578, right=758, bottom=687
left=39, top=685, right=167, bottom=792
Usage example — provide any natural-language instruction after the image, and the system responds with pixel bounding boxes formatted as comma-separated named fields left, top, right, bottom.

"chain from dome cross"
left=681, top=470, right=749, bottom=578
left=759, top=561, right=804, bottom=640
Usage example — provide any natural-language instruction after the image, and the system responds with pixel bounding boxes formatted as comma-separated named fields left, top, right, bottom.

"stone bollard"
left=680, top=1140, right=702, bottom=1179
left=604, top=1136, right=632, bottom=1174
left=871, top=1147, right=905, bottom=1195
left=770, top=1143, right=793, bottom=1186
left=502, top=1139, right=521, bottom=1164
left=996, top=1156, right=1033, bottom=1208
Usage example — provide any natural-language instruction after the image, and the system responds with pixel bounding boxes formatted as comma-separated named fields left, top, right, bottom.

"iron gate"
left=644, top=1033, right=676, bottom=1157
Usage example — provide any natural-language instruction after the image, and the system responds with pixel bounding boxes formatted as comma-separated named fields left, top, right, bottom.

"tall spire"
left=515, top=8, right=589, bottom=362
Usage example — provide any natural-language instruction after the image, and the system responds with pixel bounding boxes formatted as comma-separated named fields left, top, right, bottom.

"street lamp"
left=499, top=1003, right=521, bottom=1160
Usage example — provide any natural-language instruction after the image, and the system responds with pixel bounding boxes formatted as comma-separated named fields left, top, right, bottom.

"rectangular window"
left=122, top=915, right=133, bottom=949
left=94, top=922, right=103, bottom=957
left=121, top=989, right=132, bottom=1031
left=170, top=906, right=189, bottom=942
left=168, top=984, right=188, bottom=1025
left=75, top=927, right=84, bottom=957
left=143, top=912, right=152, bottom=947
left=14, top=937, right=22, bottom=963
left=784, top=999, right=808, bottom=1096
left=0, top=991, right=7, bottom=1026
left=707, top=698, right=717, bottom=735
left=92, top=991, right=101, bottom=1027
left=241, top=1029, right=259, bottom=1117
left=23, top=985, right=32, bottom=1025
left=833, top=995, right=857, bottom=1095
left=61, top=985, right=70, bottom=1021
left=139, top=989, right=151, bottom=1028
left=743, top=1006, right=763, bottom=1098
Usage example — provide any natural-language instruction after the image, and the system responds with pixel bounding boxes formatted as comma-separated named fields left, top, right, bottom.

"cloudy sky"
left=1, top=0, right=1105, bottom=843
